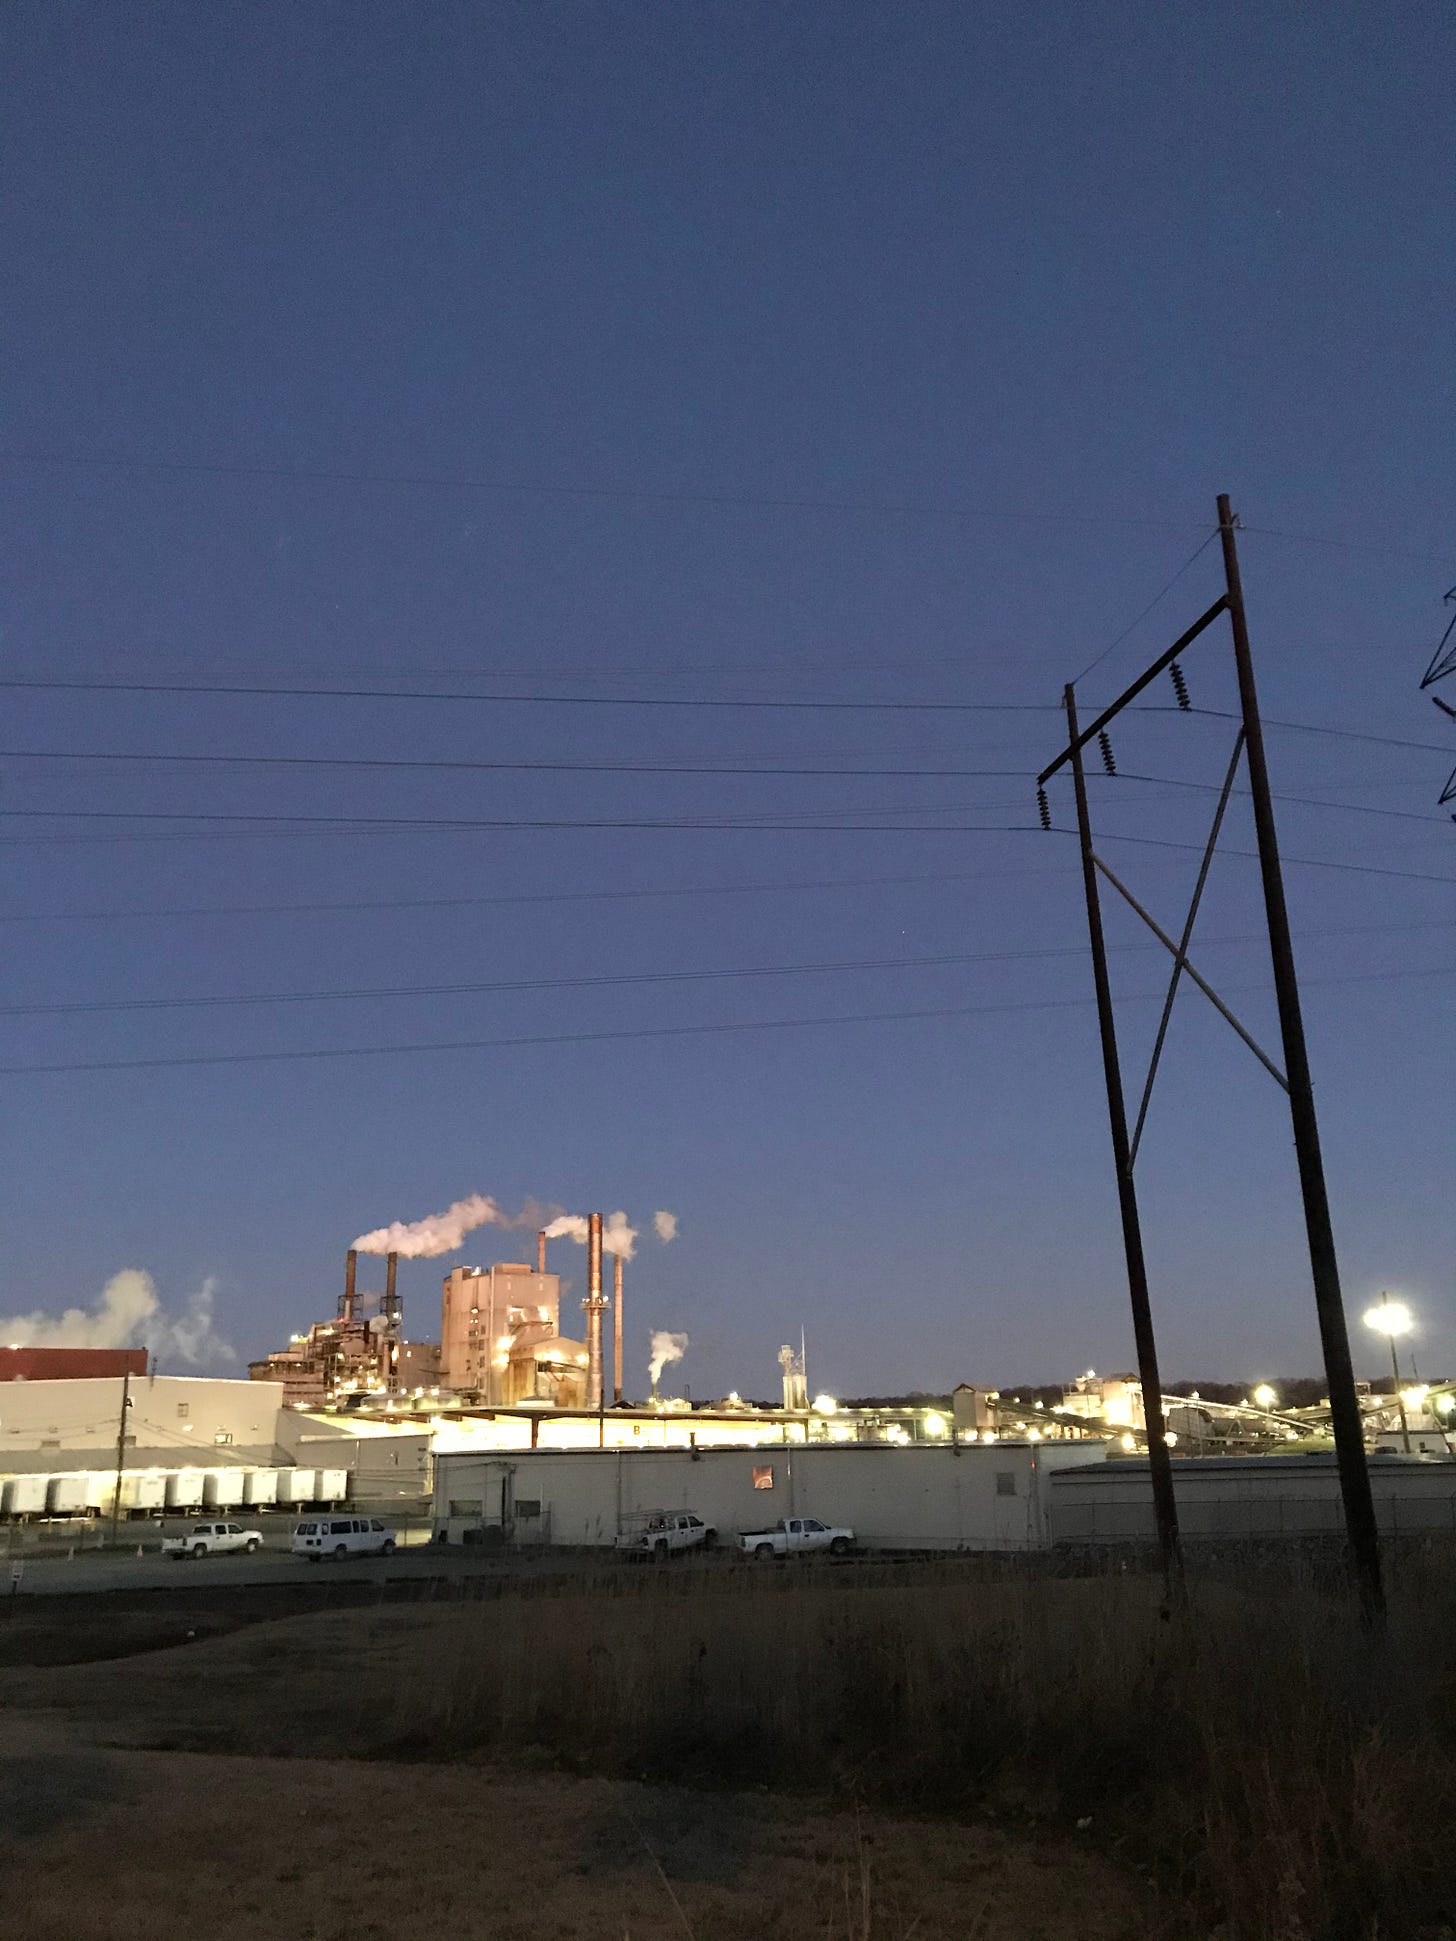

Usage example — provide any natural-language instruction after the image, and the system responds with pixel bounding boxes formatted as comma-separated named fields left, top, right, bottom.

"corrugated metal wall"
left=434, top=1440, right=1053, bottom=1551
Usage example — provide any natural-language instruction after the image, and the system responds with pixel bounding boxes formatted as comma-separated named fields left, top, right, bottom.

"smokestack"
left=537, top=1228, right=548, bottom=1274
left=342, top=1248, right=357, bottom=1324
left=613, top=1253, right=624, bottom=1404
left=583, top=1212, right=605, bottom=1411
left=385, top=1251, right=399, bottom=1323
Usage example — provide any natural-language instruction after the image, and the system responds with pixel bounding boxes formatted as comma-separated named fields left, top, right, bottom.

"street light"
left=1362, top=1293, right=1414, bottom=1454
left=1253, top=1383, right=1278, bottom=1411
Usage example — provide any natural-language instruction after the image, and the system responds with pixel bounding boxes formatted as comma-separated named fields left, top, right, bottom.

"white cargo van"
left=292, top=1516, right=396, bottom=1562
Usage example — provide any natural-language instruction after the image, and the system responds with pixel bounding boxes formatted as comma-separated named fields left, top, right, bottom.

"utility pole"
left=1379, top=1292, right=1412, bottom=1455
left=108, top=1368, right=132, bottom=1548
left=1065, top=684, right=1181, bottom=1584
left=1218, top=495, right=1384, bottom=1617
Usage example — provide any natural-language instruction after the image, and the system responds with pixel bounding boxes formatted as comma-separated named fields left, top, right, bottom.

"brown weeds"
left=366, top=1550, right=1456, bottom=1941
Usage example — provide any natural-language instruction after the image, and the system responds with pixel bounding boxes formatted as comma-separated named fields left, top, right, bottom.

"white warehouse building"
left=433, top=1439, right=1106, bottom=1551
left=0, top=1374, right=286, bottom=1471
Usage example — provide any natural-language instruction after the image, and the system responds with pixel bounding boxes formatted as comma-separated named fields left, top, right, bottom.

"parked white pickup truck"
left=615, top=1511, right=717, bottom=1559
left=161, top=1521, right=263, bottom=1560
left=739, top=1516, right=854, bottom=1559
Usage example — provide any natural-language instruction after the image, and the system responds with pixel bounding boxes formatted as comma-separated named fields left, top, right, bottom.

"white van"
left=292, top=1516, right=397, bottom=1562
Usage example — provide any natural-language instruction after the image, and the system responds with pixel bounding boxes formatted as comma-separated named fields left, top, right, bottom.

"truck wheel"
left=830, top=1537, right=851, bottom=1557
left=245, top=1537, right=261, bottom=1554
left=754, top=1544, right=774, bottom=1560
left=652, top=1539, right=669, bottom=1562
left=333, top=1543, right=348, bottom=1561
left=191, top=1542, right=207, bottom=1559
left=701, top=1529, right=717, bottom=1550
left=381, top=1538, right=396, bottom=1556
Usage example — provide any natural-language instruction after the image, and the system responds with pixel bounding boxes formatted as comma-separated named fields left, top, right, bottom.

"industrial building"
left=0, top=1373, right=284, bottom=1471
left=441, top=1256, right=583, bottom=1401
left=1047, top=1452, right=1456, bottom=1544
left=432, top=1438, right=1107, bottom=1551
left=0, top=1347, right=148, bottom=1383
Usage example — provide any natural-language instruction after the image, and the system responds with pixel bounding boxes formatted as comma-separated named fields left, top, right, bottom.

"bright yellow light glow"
left=923, top=1411, right=947, bottom=1437
left=1401, top=1384, right=1430, bottom=1411
left=1435, top=1394, right=1455, bottom=1417
left=1120, top=1432, right=1136, bottom=1452
left=812, top=1393, right=838, bottom=1415
left=1164, top=1431, right=1178, bottom=1447
left=981, top=1430, right=996, bottom=1445
left=1027, top=1427, right=1042, bottom=1442
left=1363, top=1300, right=1413, bottom=1337
left=1253, top=1384, right=1278, bottom=1409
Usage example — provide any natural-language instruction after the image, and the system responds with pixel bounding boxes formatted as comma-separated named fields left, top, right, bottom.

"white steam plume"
left=648, top=1330, right=688, bottom=1388
left=543, top=1209, right=675, bottom=1260
left=0, top=1269, right=233, bottom=1370
left=603, top=1212, right=636, bottom=1260
left=352, top=1193, right=550, bottom=1260
left=542, top=1213, right=589, bottom=1244
left=151, top=1276, right=234, bottom=1368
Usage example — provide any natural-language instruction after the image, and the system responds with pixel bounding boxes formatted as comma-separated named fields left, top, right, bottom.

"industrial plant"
left=0, top=1206, right=1451, bottom=1556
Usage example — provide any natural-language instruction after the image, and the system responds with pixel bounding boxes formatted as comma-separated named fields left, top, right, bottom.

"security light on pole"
left=1363, top=1294, right=1413, bottom=1455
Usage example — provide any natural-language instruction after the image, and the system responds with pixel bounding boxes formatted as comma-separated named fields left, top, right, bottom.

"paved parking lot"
left=1, top=1532, right=508, bottom=1596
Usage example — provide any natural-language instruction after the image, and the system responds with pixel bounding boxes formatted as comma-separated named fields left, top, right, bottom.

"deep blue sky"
left=1, top=2, right=1451, bottom=1396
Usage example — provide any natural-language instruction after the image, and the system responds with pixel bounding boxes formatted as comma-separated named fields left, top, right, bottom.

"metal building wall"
left=0, top=1375, right=286, bottom=1473
left=1048, top=1453, right=1456, bottom=1543
left=433, top=1440, right=1056, bottom=1551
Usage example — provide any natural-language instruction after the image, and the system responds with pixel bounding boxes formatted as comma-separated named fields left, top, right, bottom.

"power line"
left=1069, top=827, right=1456, bottom=888
left=0, top=746, right=1031, bottom=781
left=0, top=962, right=1448, bottom=1079
left=2, top=919, right=1444, bottom=1021
left=0, top=863, right=1085, bottom=926
left=0, top=673, right=1063, bottom=715
left=1071, top=531, right=1220, bottom=685
left=1139, top=704, right=1455, bottom=759
left=5, top=449, right=1452, bottom=564
left=0, top=448, right=1211, bottom=534
left=0, top=807, right=1043, bottom=844
left=1112, top=771, right=1450, bottom=828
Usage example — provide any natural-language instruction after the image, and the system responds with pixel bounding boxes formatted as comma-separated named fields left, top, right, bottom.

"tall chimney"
left=385, top=1250, right=399, bottom=1324
left=613, top=1253, right=624, bottom=1404
left=537, top=1228, right=548, bottom=1274
left=342, top=1248, right=357, bottom=1324
left=583, top=1212, right=605, bottom=1411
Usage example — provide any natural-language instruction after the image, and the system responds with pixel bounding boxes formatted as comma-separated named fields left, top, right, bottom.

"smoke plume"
left=648, top=1330, right=688, bottom=1388
left=353, top=1193, right=545, bottom=1260
left=0, top=1269, right=234, bottom=1370
left=603, top=1212, right=636, bottom=1260
left=543, top=1209, right=677, bottom=1261
left=541, top=1213, right=589, bottom=1244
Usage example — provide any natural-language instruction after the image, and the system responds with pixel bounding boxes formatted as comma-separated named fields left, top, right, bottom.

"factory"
left=5, top=1209, right=1451, bottom=1549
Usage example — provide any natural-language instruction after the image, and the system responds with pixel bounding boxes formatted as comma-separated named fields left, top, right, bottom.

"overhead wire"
left=0, top=448, right=1214, bottom=534
left=1137, top=704, right=1455, bottom=759
left=4, top=448, right=1452, bottom=563
left=1070, top=530, right=1220, bottom=686
left=0, top=747, right=1034, bottom=780
left=0, top=863, right=1092, bottom=926
left=0, top=674, right=1063, bottom=714
left=0, top=962, right=1449, bottom=1079
left=0, top=918, right=1446, bottom=1021
left=1056, top=827, right=1456, bottom=888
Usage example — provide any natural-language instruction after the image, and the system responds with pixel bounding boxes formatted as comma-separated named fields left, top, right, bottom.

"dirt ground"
left=0, top=1600, right=1156, bottom=1941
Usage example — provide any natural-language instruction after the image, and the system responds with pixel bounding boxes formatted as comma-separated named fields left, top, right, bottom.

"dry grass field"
left=1, top=1552, right=1452, bottom=1940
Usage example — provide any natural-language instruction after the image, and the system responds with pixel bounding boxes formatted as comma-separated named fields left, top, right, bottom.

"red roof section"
left=0, top=1347, right=148, bottom=1382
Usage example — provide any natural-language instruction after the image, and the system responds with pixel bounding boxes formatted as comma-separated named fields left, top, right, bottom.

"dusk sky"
left=1, top=3, right=1451, bottom=1398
